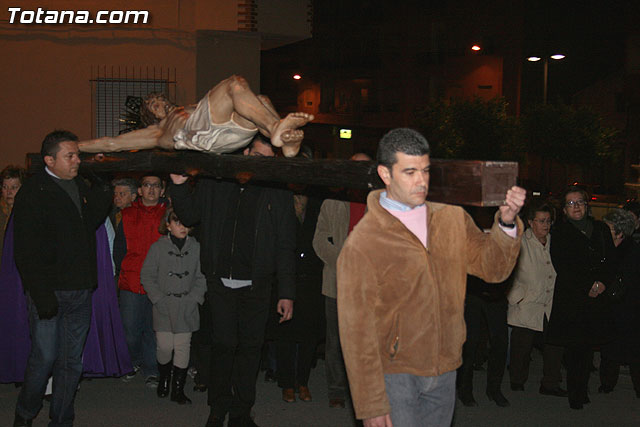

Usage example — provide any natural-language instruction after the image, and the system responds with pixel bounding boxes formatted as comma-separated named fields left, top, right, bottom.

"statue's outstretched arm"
left=78, top=125, right=170, bottom=153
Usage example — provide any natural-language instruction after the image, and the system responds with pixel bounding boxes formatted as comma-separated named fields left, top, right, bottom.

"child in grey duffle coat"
left=141, top=207, right=207, bottom=404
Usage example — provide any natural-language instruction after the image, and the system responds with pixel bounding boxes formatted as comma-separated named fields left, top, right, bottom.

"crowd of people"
left=0, top=127, right=638, bottom=427
left=456, top=187, right=640, bottom=413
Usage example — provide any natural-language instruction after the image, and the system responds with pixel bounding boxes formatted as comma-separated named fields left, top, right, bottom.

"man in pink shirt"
left=337, top=128, right=526, bottom=427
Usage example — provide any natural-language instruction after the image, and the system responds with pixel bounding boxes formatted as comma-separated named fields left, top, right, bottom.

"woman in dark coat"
left=547, top=186, right=616, bottom=409
left=275, top=192, right=325, bottom=403
left=599, top=209, right=640, bottom=397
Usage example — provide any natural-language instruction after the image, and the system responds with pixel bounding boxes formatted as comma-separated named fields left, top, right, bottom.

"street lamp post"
left=527, top=54, right=565, bottom=104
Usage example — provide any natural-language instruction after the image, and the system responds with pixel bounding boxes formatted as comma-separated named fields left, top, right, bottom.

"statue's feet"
left=271, top=112, right=314, bottom=151
left=281, top=130, right=304, bottom=157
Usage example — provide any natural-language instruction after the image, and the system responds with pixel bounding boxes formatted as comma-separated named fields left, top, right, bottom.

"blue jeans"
left=119, top=290, right=157, bottom=377
left=16, top=289, right=93, bottom=427
left=384, top=370, right=456, bottom=427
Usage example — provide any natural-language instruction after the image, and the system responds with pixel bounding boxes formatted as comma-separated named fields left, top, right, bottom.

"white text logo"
left=7, top=7, right=150, bottom=24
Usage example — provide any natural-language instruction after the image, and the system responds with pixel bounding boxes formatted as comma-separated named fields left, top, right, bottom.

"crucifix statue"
left=78, top=75, right=314, bottom=158
left=32, top=74, right=517, bottom=206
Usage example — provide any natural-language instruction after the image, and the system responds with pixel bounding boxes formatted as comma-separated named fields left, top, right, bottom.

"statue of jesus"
left=78, top=75, right=313, bottom=157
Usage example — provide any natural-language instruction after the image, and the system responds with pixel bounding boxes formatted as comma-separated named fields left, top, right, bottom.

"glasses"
left=141, top=182, right=162, bottom=189
left=533, top=219, right=553, bottom=225
left=565, top=200, right=587, bottom=207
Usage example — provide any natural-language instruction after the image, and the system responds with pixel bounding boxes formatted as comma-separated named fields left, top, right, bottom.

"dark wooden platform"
left=26, top=151, right=518, bottom=207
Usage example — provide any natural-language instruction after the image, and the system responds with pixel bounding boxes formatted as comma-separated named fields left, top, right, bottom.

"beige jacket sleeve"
left=313, top=199, right=349, bottom=298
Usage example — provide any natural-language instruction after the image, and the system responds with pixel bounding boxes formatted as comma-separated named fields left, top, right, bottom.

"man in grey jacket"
left=312, top=152, right=371, bottom=408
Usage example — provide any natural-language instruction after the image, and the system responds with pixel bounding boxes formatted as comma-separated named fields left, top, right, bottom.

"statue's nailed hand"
left=170, top=173, right=189, bottom=185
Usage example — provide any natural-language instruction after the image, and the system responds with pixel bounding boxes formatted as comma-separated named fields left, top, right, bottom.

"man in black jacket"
left=13, top=130, right=112, bottom=427
left=170, top=136, right=296, bottom=427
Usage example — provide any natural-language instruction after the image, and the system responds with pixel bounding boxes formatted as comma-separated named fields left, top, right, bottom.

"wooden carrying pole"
left=26, top=151, right=518, bottom=207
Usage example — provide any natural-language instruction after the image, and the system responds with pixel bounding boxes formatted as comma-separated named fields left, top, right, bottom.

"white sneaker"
left=145, top=375, right=159, bottom=388
left=121, top=365, right=140, bottom=382
left=188, top=367, right=197, bottom=379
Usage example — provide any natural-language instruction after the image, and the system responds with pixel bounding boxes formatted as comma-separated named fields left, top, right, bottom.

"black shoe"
left=539, top=385, right=568, bottom=397
left=205, top=413, right=224, bottom=427
left=458, top=390, right=478, bottom=407
left=569, top=401, right=584, bottom=410
left=228, top=415, right=259, bottom=427
left=510, top=383, right=524, bottom=391
left=13, top=412, right=32, bottom=427
left=193, top=383, right=208, bottom=392
left=598, top=385, right=613, bottom=394
left=170, top=366, right=192, bottom=405
left=264, top=368, right=276, bottom=383
left=486, top=390, right=510, bottom=407
left=157, top=361, right=172, bottom=398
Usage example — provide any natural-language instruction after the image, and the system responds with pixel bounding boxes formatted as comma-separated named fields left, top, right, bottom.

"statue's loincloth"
left=173, top=93, right=257, bottom=153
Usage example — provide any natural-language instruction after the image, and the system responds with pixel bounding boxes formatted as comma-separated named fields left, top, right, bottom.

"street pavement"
left=1, top=350, right=639, bottom=426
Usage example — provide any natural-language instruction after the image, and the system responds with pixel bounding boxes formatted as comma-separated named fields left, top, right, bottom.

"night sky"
left=310, top=0, right=637, bottom=109
left=521, top=0, right=633, bottom=107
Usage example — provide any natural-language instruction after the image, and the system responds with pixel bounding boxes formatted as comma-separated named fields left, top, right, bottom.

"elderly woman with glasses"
left=598, top=209, right=640, bottom=398
left=507, top=202, right=566, bottom=396
left=546, top=186, right=616, bottom=409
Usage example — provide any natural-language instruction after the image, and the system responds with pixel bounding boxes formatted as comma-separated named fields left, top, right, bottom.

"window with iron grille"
left=91, top=67, right=176, bottom=138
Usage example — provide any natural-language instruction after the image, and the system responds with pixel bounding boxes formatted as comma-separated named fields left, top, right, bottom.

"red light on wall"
left=471, top=45, right=481, bottom=51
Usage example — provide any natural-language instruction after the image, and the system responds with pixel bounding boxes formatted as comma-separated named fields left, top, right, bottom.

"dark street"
left=2, top=350, right=639, bottom=426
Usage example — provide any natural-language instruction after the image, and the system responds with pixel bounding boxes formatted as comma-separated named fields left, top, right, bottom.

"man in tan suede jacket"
left=337, top=128, right=526, bottom=427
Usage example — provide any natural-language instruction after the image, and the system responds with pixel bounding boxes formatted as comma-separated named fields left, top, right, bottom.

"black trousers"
left=324, top=296, right=349, bottom=400
left=600, top=339, right=640, bottom=392
left=191, top=292, right=213, bottom=386
left=276, top=340, right=316, bottom=389
left=565, top=343, right=591, bottom=405
left=509, top=320, right=564, bottom=388
left=207, top=280, right=270, bottom=418
left=459, top=294, right=508, bottom=393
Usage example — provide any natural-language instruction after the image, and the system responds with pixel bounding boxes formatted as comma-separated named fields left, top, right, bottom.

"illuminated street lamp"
left=527, top=54, right=566, bottom=104
left=471, top=44, right=482, bottom=52
left=293, top=74, right=302, bottom=80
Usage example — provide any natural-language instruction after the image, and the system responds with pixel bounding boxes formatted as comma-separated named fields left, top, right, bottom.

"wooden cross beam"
left=26, top=151, right=518, bottom=207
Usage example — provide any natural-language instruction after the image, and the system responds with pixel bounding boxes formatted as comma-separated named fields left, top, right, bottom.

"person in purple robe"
left=0, top=208, right=132, bottom=384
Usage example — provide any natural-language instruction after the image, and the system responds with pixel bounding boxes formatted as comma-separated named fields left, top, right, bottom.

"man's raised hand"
left=499, top=186, right=526, bottom=224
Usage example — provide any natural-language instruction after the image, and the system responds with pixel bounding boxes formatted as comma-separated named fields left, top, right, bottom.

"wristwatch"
left=498, top=217, right=516, bottom=229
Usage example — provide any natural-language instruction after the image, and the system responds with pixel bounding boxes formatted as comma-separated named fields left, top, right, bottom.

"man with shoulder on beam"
left=337, top=128, right=526, bottom=427
left=13, top=130, right=112, bottom=427
left=170, top=135, right=297, bottom=427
